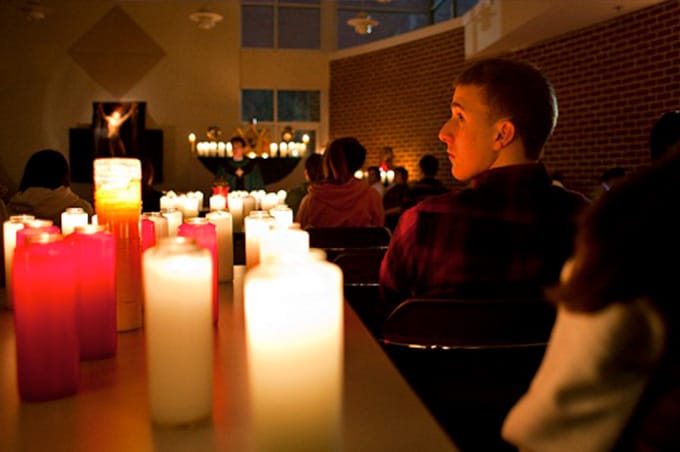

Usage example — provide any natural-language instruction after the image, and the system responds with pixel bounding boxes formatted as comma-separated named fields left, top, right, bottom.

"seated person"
left=296, top=137, right=384, bottom=228
left=217, top=136, right=265, bottom=191
left=503, top=149, right=680, bottom=452
left=649, top=110, right=680, bottom=161
left=379, top=58, right=589, bottom=316
left=367, top=166, right=385, bottom=197
left=403, top=154, right=449, bottom=208
left=382, top=166, right=408, bottom=231
left=286, top=153, right=324, bottom=216
left=7, top=149, right=94, bottom=225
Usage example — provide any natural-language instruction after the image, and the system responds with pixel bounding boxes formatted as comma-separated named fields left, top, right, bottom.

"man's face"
left=232, top=141, right=244, bottom=158
left=438, top=84, right=499, bottom=181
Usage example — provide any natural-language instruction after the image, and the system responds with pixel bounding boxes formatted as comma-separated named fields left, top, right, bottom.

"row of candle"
left=189, top=133, right=308, bottom=159
left=354, top=168, right=396, bottom=185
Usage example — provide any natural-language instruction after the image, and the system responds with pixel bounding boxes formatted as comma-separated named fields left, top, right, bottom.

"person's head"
left=323, top=137, right=366, bottom=184
left=418, top=154, right=440, bottom=178
left=548, top=152, right=680, bottom=313
left=439, top=58, right=557, bottom=181
left=304, top=153, right=324, bottom=183
left=649, top=110, right=680, bottom=161
left=367, top=166, right=381, bottom=184
left=230, top=136, right=247, bottom=158
left=19, top=149, right=70, bottom=191
left=380, top=147, right=394, bottom=165
left=394, top=166, right=408, bottom=185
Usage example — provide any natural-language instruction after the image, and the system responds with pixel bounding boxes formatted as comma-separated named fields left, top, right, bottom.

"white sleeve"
left=502, top=299, right=665, bottom=452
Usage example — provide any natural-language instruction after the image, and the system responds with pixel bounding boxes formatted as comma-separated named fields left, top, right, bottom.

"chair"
left=306, top=226, right=391, bottom=261
left=379, top=297, right=556, bottom=451
left=333, top=249, right=386, bottom=335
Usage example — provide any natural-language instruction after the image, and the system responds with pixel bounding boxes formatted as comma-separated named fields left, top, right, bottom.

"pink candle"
left=67, top=225, right=117, bottom=360
left=15, top=220, right=60, bottom=248
left=13, top=233, right=79, bottom=401
left=178, top=218, right=218, bottom=325
left=141, top=218, right=156, bottom=252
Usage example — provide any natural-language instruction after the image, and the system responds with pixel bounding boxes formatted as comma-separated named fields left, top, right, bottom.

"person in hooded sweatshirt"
left=8, top=149, right=94, bottom=226
left=296, top=137, right=384, bottom=228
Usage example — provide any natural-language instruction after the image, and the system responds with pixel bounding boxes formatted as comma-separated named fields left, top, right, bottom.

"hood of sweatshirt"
left=307, top=178, right=375, bottom=210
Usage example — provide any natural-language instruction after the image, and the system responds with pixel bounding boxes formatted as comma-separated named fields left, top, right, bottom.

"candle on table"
left=206, top=210, right=233, bottom=283
left=141, top=218, right=156, bottom=252
left=259, top=225, right=309, bottom=265
left=209, top=194, right=226, bottom=211
left=2, top=214, right=35, bottom=310
left=244, top=211, right=276, bottom=270
left=228, top=194, right=244, bottom=234
left=269, top=205, right=294, bottom=228
left=94, top=157, right=143, bottom=332
left=260, top=193, right=280, bottom=212
left=161, top=207, right=183, bottom=237
left=13, top=233, right=79, bottom=401
left=243, top=195, right=257, bottom=219
left=61, top=207, right=89, bottom=236
left=276, top=189, right=287, bottom=205
left=143, top=237, right=213, bottom=426
left=142, top=212, right=169, bottom=242
left=178, top=218, right=218, bottom=326
left=245, top=249, right=343, bottom=451
left=67, top=225, right=116, bottom=360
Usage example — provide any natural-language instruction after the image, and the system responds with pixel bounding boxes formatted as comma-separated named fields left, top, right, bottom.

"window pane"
left=454, top=0, right=479, bottom=17
left=242, top=5, right=274, bottom=48
left=242, top=90, right=274, bottom=122
left=278, top=7, right=320, bottom=49
left=277, top=91, right=320, bottom=122
left=433, top=0, right=453, bottom=23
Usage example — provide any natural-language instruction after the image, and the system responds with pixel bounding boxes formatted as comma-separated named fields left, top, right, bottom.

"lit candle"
left=386, top=169, right=395, bottom=185
left=161, top=207, right=183, bottom=237
left=188, top=133, right=196, bottom=153
left=269, top=205, right=294, bottom=228
left=67, top=225, right=116, bottom=360
left=302, top=134, right=310, bottom=144
left=143, top=237, right=213, bottom=425
left=276, top=189, right=287, bottom=205
left=244, top=211, right=276, bottom=270
left=15, top=220, right=60, bottom=248
left=209, top=194, right=227, bottom=211
left=354, top=169, right=365, bottom=180
left=260, top=193, right=280, bottom=211
left=279, top=142, right=288, bottom=157
left=178, top=218, right=218, bottom=326
left=142, top=212, right=169, bottom=242
left=61, top=207, right=89, bottom=236
left=259, top=225, right=309, bottom=264
left=94, top=157, right=143, bottom=332
left=245, top=250, right=343, bottom=450
left=270, top=142, right=278, bottom=157
left=141, top=218, right=156, bottom=252
left=243, top=195, right=257, bottom=219
left=206, top=210, right=233, bottom=283
left=228, top=194, right=244, bottom=234
left=182, top=195, right=200, bottom=219
left=2, top=214, right=35, bottom=309
left=13, top=233, right=79, bottom=401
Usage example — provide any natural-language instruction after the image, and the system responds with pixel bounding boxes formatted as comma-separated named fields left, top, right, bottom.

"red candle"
left=15, top=220, right=60, bottom=248
left=13, top=233, right=79, bottom=401
left=141, top=218, right=156, bottom=252
left=67, top=225, right=117, bottom=360
left=178, top=218, right=218, bottom=325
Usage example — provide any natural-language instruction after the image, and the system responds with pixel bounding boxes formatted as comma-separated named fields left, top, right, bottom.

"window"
left=242, top=1, right=321, bottom=49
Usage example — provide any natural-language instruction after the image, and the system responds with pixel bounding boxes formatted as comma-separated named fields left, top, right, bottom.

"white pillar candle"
left=161, top=208, right=183, bottom=237
left=244, top=250, right=343, bottom=451
left=160, top=191, right=179, bottom=211
left=209, top=194, right=226, bottom=211
left=182, top=195, right=200, bottom=219
left=260, top=193, right=280, bottom=212
left=269, top=205, right=294, bottom=228
left=249, top=190, right=265, bottom=210
left=243, top=195, right=257, bottom=219
left=206, top=210, right=233, bottom=283
left=276, top=189, right=287, bottom=205
left=91, top=214, right=98, bottom=225
left=2, top=215, right=35, bottom=309
left=228, top=195, right=244, bottom=234
left=143, top=237, right=213, bottom=426
left=259, top=226, right=309, bottom=265
left=61, top=207, right=89, bottom=236
left=141, top=212, right=169, bottom=242
left=269, top=142, right=278, bottom=157
left=244, top=211, right=276, bottom=270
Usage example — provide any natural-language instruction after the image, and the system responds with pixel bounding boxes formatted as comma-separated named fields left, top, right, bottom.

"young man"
left=218, top=136, right=265, bottom=191
left=379, top=58, right=589, bottom=315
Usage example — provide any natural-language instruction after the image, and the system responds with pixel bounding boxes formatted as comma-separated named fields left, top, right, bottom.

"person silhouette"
left=98, top=103, right=138, bottom=156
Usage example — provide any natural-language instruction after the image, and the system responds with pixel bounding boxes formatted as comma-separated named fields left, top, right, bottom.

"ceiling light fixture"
left=20, top=0, right=49, bottom=21
left=189, top=8, right=223, bottom=30
left=347, top=11, right=379, bottom=35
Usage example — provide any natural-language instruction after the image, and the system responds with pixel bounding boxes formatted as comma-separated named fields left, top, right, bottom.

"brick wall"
left=330, top=0, right=680, bottom=195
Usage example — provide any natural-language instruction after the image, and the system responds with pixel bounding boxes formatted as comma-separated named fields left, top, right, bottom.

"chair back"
left=333, top=248, right=386, bottom=285
left=381, top=297, right=556, bottom=349
left=306, top=226, right=391, bottom=261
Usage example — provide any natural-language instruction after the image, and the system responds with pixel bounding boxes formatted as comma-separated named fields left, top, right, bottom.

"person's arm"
left=502, top=299, right=665, bottom=452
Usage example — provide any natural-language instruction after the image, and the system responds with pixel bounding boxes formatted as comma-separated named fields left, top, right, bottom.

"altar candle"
left=2, top=214, right=35, bottom=310
left=161, top=207, right=183, bottom=237
left=178, top=218, right=218, bottom=325
left=94, top=158, right=143, bottom=332
left=13, top=233, right=79, bottom=401
left=188, top=133, right=196, bottom=153
left=68, top=225, right=116, bottom=360
left=61, top=207, right=89, bottom=236
left=206, top=210, right=233, bottom=283
left=244, top=250, right=343, bottom=451
left=269, top=205, right=294, bottom=228
left=269, top=142, right=278, bottom=157
left=143, top=237, right=213, bottom=426
left=228, top=195, right=244, bottom=233
left=244, top=211, right=276, bottom=270
left=142, top=212, right=169, bottom=242
left=209, top=194, right=226, bottom=211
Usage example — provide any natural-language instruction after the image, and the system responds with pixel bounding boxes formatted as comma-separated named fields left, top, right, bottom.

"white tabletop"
left=0, top=266, right=457, bottom=451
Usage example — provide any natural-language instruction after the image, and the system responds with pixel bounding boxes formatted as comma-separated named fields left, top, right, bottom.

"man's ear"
left=493, top=120, right=516, bottom=150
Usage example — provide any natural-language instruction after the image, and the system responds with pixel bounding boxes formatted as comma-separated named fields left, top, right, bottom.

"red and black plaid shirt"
left=379, top=163, right=589, bottom=314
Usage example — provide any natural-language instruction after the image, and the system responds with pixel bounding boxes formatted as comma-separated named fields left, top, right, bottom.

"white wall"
left=0, top=0, right=330, bottom=202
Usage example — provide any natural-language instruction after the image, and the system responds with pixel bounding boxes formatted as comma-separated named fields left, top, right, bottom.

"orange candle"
left=94, top=158, right=142, bottom=332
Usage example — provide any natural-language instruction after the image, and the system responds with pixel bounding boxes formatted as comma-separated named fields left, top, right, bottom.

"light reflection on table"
left=0, top=266, right=457, bottom=451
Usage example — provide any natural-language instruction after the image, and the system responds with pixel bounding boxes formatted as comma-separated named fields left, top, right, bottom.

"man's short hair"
left=455, top=58, right=558, bottom=160
left=418, top=154, right=439, bottom=177
left=230, top=136, right=246, bottom=147
left=650, top=110, right=680, bottom=161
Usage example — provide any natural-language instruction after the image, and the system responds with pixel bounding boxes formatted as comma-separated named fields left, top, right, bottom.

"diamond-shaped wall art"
left=69, top=6, right=165, bottom=98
